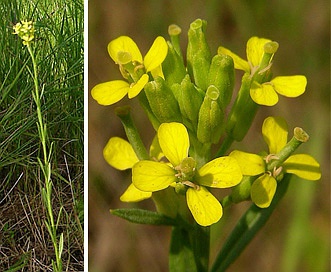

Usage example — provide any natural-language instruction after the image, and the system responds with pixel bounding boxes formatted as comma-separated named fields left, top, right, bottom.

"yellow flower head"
left=13, top=20, right=35, bottom=46
left=230, top=116, right=321, bottom=208
left=91, top=36, right=168, bottom=106
left=219, top=37, right=307, bottom=106
left=132, top=122, right=242, bottom=226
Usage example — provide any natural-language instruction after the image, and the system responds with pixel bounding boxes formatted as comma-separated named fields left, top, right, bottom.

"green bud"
left=230, top=176, right=255, bottom=203
left=197, top=85, right=224, bottom=144
left=144, top=77, right=182, bottom=124
left=187, top=19, right=211, bottom=91
left=162, top=41, right=187, bottom=86
left=226, top=73, right=257, bottom=141
left=172, top=74, right=204, bottom=130
left=168, top=24, right=183, bottom=58
left=208, top=53, right=235, bottom=109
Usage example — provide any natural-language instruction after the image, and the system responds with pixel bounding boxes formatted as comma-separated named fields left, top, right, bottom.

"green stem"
left=115, top=106, right=149, bottom=160
left=210, top=174, right=291, bottom=272
left=193, top=224, right=210, bottom=272
left=27, top=44, right=62, bottom=272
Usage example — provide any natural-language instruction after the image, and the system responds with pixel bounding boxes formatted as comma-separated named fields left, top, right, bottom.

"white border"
left=83, top=0, right=88, bottom=270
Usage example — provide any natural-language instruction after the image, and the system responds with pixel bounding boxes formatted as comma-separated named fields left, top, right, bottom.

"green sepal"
left=208, top=53, right=235, bottom=109
left=226, top=73, right=257, bottom=141
left=187, top=19, right=211, bottom=91
left=111, top=208, right=178, bottom=226
left=169, top=227, right=198, bottom=272
left=172, top=74, right=204, bottom=130
left=229, top=175, right=257, bottom=203
left=197, top=86, right=224, bottom=144
left=162, top=41, right=187, bottom=86
left=144, top=77, right=182, bottom=124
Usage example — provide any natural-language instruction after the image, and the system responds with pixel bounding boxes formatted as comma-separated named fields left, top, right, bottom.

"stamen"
left=265, top=154, right=279, bottom=163
left=181, top=181, right=200, bottom=190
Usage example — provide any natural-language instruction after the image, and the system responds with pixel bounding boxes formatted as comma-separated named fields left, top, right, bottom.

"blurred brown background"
left=88, top=1, right=330, bottom=271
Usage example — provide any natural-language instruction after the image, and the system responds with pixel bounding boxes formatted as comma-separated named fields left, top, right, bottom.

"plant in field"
left=91, top=18, right=321, bottom=271
left=13, top=20, right=63, bottom=272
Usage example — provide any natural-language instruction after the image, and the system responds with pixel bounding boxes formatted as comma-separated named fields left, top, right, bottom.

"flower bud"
left=208, top=53, right=235, bottom=109
left=187, top=19, right=211, bottom=91
left=144, top=77, right=182, bottom=124
left=162, top=41, right=187, bottom=86
left=197, top=85, right=224, bottom=144
left=171, top=74, right=204, bottom=130
left=226, top=73, right=257, bottom=141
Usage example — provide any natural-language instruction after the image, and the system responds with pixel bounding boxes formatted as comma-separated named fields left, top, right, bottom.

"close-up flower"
left=132, top=122, right=242, bottom=226
left=91, top=36, right=168, bottom=106
left=230, top=116, right=321, bottom=208
left=219, top=36, right=307, bottom=106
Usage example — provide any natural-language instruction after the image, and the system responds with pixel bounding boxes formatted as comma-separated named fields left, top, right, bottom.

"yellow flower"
left=13, top=20, right=35, bottom=46
left=219, top=37, right=307, bottom=106
left=103, top=137, right=152, bottom=202
left=132, top=122, right=242, bottom=226
left=230, top=116, right=321, bottom=208
left=91, top=36, right=168, bottom=106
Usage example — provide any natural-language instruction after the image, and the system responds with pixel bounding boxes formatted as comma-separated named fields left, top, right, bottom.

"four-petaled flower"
left=132, top=122, right=242, bottom=226
left=230, top=116, right=321, bottom=208
left=219, top=36, right=307, bottom=106
left=91, top=36, right=168, bottom=106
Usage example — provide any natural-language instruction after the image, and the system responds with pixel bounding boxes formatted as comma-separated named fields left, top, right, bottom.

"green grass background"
left=0, top=0, right=84, bottom=270
left=88, top=1, right=330, bottom=271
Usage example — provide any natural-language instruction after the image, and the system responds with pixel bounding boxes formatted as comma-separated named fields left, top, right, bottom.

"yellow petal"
left=91, top=80, right=129, bottom=105
left=262, top=116, right=288, bottom=154
left=150, top=65, right=165, bottom=79
left=284, top=154, right=321, bottom=180
left=229, top=150, right=265, bottom=176
left=103, top=137, right=139, bottom=170
left=246, top=36, right=271, bottom=67
left=107, top=36, right=143, bottom=63
left=132, top=161, right=176, bottom=192
left=158, top=122, right=189, bottom=167
left=251, top=174, right=277, bottom=208
left=197, top=157, right=242, bottom=188
left=250, top=81, right=279, bottom=106
left=144, top=36, right=168, bottom=72
left=217, top=46, right=250, bottom=72
left=128, top=74, right=149, bottom=98
left=186, top=187, right=223, bottom=226
left=120, top=183, right=152, bottom=202
left=271, top=75, right=307, bottom=97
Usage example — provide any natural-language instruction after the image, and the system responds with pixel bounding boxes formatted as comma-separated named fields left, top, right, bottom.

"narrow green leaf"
left=211, top=174, right=291, bottom=272
left=111, top=208, right=178, bottom=226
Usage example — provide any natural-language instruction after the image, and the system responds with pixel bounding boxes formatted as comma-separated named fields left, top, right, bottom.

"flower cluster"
left=230, top=116, right=321, bottom=208
left=13, top=20, right=35, bottom=45
left=92, top=19, right=320, bottom=226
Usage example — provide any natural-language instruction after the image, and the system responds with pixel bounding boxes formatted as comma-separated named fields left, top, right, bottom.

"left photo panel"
left=0, top=0, right=84, bottom=271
